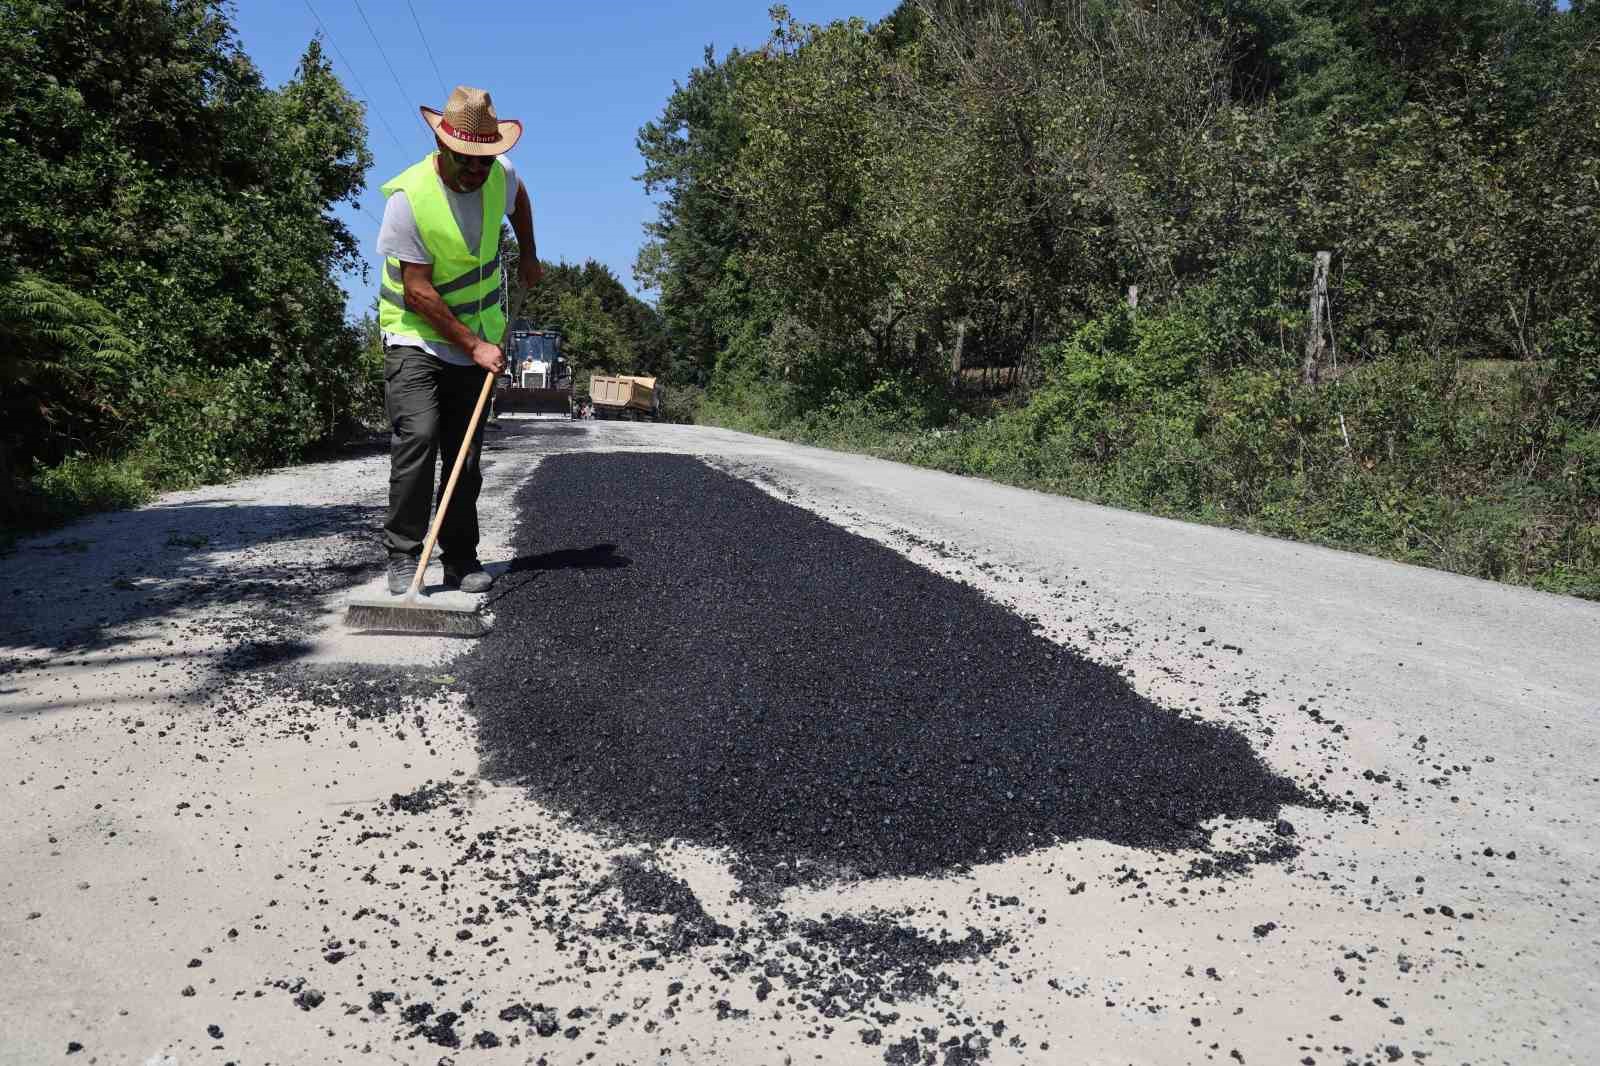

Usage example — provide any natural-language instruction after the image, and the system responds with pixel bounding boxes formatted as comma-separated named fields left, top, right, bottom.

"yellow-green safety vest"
left=378, top=153, right=507, bottom=345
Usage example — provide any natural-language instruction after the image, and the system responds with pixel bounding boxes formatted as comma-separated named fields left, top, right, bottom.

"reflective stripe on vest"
left=379, top=285, right=504, bottom=318
left=377, top=153, right=507, bottom=346
left=385, top=255, right=502, bottom=296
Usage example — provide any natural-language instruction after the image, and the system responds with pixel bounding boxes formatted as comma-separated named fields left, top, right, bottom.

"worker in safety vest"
left=375, top=86, right=541, bottom=594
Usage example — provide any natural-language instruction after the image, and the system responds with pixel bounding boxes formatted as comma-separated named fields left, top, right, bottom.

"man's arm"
left=399, top=261, right=506, bottom=374
left=512, top=182, right=542, bottom=289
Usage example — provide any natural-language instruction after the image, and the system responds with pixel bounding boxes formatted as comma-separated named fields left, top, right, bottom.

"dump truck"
left=496, top=326, right=573, bottom=419
left=588, top=374, right=663, bottom=421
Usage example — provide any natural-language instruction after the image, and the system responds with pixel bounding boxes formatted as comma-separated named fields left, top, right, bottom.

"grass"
left=2, top=454, right=155, bottom=553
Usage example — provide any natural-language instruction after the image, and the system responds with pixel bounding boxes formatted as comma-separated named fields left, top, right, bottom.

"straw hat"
left=421, top=85, right=522, bottom=156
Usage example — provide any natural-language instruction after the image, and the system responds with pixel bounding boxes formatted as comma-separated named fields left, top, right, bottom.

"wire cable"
left=405, top=0, right=451, bottom=100
left=349, top=0, right=431, bottom=135
left=301, top=0, right=411, bottom=154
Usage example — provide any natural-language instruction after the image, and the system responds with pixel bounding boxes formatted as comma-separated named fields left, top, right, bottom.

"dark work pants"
left=383, top=345, right=488, bottom=564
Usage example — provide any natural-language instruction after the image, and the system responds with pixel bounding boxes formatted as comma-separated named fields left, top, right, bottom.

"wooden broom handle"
left=407, top=370, right=497, bottom=597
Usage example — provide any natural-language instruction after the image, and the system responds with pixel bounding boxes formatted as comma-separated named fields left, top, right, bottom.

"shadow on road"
left=482, top=544, right=632, bottom=609
left=0, top=500, right=379, bottom=655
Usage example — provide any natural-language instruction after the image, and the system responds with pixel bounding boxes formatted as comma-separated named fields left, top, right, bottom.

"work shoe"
left=388, top=556, right=420, bottom=595
left=443, top=560, right=493, bottom=593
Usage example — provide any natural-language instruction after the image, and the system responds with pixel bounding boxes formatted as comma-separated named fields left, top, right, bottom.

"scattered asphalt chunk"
left=597, top=855, right=731, bottom=952
left=1185, top=840, right=1301, bottom=880
left=885, top=1035, right=922, bottom=1065
left=400, top=1002, right=434, bottom=1024
left=791, top=913, right=1005, bottom=1005
left=467, top=454, right=1312, bottom=887
left=390, top=780, right=464, bottom=814
left=293, top=988, right=324, bottom=1010
left=531, top=1007, right=560, bottom=1037
left=416, top=1010, right=461, bottom=1048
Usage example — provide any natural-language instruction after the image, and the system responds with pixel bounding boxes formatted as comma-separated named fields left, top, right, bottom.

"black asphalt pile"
left=466, top=454, right=1313, bottom=886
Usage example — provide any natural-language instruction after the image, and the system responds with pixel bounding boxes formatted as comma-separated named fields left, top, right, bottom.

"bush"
left=131, top=360, right=325, bottom=489
left=1017, top=305, right=1213, bottom=479
left=28, top=454, right=152, bottom=520
left=658, top=383, right=705, bottom=424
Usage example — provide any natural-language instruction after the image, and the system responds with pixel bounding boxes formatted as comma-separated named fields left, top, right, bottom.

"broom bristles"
left=344, top=596, right=488, bottom=637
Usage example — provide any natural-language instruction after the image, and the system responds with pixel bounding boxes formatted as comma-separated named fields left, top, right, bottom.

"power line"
left=349, top=0, right=431, bottom=136
left=405, top=0, right=450, bottom=100
left=300, top=0, right=411, bottom=154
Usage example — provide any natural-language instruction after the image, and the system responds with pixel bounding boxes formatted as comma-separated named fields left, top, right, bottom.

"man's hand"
left=519, top=257, right=543, bottom=290
left=471, top=340, right=506, bottom=376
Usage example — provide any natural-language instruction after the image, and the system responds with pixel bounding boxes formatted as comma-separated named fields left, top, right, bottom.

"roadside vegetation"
left=1, top=0, right=376, bottom=537
left=637, top=1, right=1600, bottom=598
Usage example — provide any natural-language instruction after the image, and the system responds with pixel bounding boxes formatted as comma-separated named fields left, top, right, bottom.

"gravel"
left=467, top=453, right=1310, bottom=888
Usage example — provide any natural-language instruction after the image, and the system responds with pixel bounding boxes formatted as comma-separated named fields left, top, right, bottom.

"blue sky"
left=229, top=1, right=894, bottom=317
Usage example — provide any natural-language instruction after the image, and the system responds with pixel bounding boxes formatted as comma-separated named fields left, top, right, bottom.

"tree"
left=0, top=0, right=375, bottom=513
left=556, top=291, right=633, bottom=372
left=733, top=11, right=910, bottom=393
left=635, top=45, right=757, bottom=385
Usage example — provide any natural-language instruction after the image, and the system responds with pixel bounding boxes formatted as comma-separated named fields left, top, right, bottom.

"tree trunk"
left=1302, top=251, right=1331, bottom=386
left=948, top=319, right=968, bottom=389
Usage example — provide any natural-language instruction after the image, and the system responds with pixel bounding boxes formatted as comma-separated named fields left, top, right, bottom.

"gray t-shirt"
left=377, top=154, right=527, bottom=366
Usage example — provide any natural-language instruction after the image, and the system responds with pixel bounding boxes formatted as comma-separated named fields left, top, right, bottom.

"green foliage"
left=702, top=298, right=1600, bottom=599
left=635, top=45, right=759, bottom=385
left=555, top=290, right=634, bottom=372
left=643, top=0, right=1600, bottom=598
left=0, top=271, right=141, bottom=464
left=2, top=0, right=378, bottom=528
left=1026, top=307, right=1209, bottom=456
left=30, top=454, right=153, bottom=519
left=1544, top=318, right=1600, bottom=429
left=734, top=13, right=906, bottom=379
left=133, top=359, right=325, bottom=488
left=657, top=383, right=706, bottom=425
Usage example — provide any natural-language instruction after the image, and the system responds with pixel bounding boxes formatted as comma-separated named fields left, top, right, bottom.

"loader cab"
left=508, top=329, right=568, bottom=390
left=498, top=325, right=576, bottom=418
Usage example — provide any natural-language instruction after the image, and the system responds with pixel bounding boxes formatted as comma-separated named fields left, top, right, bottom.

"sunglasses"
left=445, top=148, right=493, bottom=171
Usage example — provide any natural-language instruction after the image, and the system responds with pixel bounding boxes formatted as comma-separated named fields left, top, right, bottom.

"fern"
left=0, top=271, right=141, bottom=457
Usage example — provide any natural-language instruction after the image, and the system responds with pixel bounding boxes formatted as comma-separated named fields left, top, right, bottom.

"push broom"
left=345, top=369, right=495, bottom=637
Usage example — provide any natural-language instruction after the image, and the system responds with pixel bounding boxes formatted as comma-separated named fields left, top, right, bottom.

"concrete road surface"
left=3, top=419, right=1597, bottom=1066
